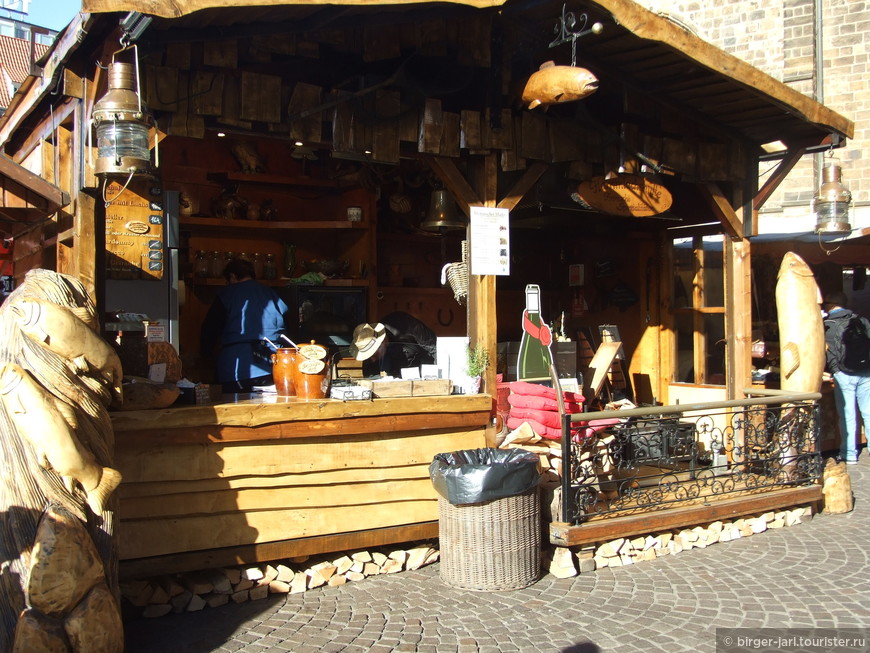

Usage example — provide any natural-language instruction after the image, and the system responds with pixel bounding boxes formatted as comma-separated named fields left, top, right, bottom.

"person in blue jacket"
left=823, top=290, right=870, bottom=464
left=200, top=257, right=290, bottom=392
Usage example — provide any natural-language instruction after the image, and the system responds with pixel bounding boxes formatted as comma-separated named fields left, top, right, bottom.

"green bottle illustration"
left=517, top=284, right=553, bottom=382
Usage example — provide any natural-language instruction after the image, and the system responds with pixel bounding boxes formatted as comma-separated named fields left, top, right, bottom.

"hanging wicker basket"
left=441, top=240, right=468, bottom=305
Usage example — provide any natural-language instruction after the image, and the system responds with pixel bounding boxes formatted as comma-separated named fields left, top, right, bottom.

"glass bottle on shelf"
left=516, top=283, right=554, bottom=382
left=209, top=251, right=224, bottom=278
left=194, top=250, right=209, bottom=278
left=252, top=253, right=264, bottom=279
left=263, top=254, right=277, bottom=280
left=223, top=251, right=236, bottom=277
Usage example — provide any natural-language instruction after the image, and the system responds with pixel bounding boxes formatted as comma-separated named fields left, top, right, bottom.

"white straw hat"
left=348, top=322, right=386, bottom=361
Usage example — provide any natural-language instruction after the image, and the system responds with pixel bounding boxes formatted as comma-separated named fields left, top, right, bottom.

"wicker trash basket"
left=437, top=487, right=541, bottom=591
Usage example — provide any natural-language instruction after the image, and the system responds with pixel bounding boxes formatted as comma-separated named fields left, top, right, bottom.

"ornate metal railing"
left=559, top=389, right=822, bottom=525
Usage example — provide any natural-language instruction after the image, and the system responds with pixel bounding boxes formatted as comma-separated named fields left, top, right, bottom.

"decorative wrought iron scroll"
left=561, top=400, right=821, bottom=524
left=549, top=4, right=604, bottom=66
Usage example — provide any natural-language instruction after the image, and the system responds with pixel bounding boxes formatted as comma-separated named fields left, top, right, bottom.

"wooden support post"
left=76, top=191, right=101, bottom=310
left=725, top=236, right=752, bottom=401
left=468, top=153, right=498, bottom=446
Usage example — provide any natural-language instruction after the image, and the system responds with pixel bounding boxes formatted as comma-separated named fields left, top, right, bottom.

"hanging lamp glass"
left=813, top=157, right=852, bottom=236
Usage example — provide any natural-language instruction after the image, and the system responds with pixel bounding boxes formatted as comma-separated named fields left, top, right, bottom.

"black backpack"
left=840, top=316, right=870, bottom=373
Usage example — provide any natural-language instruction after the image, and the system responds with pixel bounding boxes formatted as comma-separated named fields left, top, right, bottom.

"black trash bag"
left=429, top=448, right=541, bottom=505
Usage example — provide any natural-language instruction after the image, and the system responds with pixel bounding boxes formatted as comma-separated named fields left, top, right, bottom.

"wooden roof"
left=75, top=0, right=852, bottom=150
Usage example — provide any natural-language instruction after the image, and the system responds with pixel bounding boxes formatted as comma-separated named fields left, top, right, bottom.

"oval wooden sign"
left=575, top=174, right=673, bottom=217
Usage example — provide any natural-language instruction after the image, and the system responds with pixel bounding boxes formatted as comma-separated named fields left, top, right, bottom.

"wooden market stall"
left=0, top=0, right=854, bottom=582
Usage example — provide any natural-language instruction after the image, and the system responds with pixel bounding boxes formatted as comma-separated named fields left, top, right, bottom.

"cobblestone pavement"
left=125, top=458, right=870, bottom=653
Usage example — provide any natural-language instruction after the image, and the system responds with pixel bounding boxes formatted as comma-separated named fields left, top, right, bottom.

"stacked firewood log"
left=545, top=505, right=813, bottom=578
left=124, top=505, right=815, bottom=616
left=122, top=541, right=439, bottom=618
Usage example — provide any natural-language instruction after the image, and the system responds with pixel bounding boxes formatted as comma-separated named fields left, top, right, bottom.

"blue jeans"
left=832, top=370, right=870, bottom=461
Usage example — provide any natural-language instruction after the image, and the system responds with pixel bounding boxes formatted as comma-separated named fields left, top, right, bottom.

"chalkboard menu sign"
left=104, top=178, right=164, bottom=280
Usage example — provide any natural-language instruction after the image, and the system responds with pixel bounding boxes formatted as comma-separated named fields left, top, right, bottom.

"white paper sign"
left=146, top=321, right=166, bottom=342
left=400, top=367, right=421, bottom=379
left=436, top=336, right=472, bottom=392
left=148, top=363, right=167, bottom=383
left=469, top=206, right=510, bottom=276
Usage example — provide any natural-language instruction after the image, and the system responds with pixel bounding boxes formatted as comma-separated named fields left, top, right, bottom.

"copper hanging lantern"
left=92, top=54, right=156, bottom=177
left=813, top=158, right=852, bottom=236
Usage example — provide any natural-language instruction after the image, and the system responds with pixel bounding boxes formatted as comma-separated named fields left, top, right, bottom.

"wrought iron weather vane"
left=549, top=3, right=604, bottom=66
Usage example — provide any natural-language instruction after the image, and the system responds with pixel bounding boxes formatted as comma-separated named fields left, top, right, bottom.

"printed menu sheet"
left=104, top=178, right=164, bottom=280
left=469, top=206, right=510, bottom=276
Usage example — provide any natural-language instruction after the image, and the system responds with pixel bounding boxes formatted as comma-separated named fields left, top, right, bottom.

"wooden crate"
left=358, top=379, right=453, bottom=397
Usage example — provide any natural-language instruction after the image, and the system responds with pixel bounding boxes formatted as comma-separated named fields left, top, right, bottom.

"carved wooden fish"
left=0, top=363, right=122, bottom=514
left=775, top=251, right=824, bottom=471
left=10, top=298, right=124, bottom=401
left=522, top=60, right=599, bottom=109
left=776, top=251, right=825, bottom=394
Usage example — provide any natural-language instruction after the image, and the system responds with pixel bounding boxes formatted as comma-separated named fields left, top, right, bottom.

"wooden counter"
left=111, top=394, right=492, bottom=579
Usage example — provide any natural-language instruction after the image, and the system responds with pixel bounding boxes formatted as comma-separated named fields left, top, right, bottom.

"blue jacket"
left=201, top=280, right=289, bottom=383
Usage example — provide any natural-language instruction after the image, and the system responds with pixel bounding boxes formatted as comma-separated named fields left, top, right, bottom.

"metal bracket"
left=548, top=4, right=604, bottom=66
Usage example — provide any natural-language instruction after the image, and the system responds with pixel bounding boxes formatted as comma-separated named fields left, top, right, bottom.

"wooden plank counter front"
left=111, top=394, right=492, bottom=579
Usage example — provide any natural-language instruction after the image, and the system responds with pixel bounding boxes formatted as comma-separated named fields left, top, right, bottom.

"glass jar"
left=194, top=250, right=209, bottom=278
left=263, top=253, right=277, bottom=280
left=253, top=253, right=264, bottom=279
left=209, top=251, right=224, bottom=278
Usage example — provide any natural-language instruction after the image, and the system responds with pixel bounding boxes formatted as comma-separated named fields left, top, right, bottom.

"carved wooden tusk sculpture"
left=0, top=362, right=122, bottom=515
left=10, top=298, right=124, bottom=401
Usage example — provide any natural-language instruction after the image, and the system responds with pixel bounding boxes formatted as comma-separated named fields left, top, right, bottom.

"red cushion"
left=507, top=393, right=583, bottom=413
left=509, top=380, right=584, bottom=403
left=506, top=415, right=563, bottom=440
left=509, top=407, right=563, bottom=429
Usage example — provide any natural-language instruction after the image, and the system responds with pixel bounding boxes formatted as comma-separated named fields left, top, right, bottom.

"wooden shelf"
left=186, top=276, right=369, bottom=288
left=378, top=286, right=451, bottom=294
left=208, top=171, right=350, bottom=189
left=180, top=217, right=368, bottom=230
left=377, top=232, right=457, bottom=243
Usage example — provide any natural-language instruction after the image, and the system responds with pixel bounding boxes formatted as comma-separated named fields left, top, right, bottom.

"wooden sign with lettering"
left=575, top=174, right=672, bottom=217
left=104, top=178, right=165, bottom=280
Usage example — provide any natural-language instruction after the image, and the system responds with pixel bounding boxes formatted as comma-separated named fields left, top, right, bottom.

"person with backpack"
left=823, top=291, right=870, bottom=464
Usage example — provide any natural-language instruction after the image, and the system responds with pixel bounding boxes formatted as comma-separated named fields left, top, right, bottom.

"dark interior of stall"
left=98, top=0, right=753, bottom=394
left=150, top=130, right=662, bottom=392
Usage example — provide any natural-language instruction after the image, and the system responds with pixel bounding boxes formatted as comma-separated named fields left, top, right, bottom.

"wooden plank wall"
left=115, top=426, right=485, bottom=560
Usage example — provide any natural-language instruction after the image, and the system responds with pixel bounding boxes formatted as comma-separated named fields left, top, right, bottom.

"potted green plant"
left=464, top=343, right=490, bottom=394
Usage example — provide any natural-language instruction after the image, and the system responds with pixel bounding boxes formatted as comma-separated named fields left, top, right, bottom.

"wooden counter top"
left=110, top=393, right=493, bottom=442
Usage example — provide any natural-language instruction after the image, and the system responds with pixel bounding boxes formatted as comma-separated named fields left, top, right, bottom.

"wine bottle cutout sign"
left=517, top=284, right=554, bottom=382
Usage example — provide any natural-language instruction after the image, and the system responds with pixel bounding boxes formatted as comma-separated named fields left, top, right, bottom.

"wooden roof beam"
left=753, top=148, right=805, bottom=213
left=497, top=161, right=547, bottom=212
left=0, top=154, right=69, bottom=210
left=699, top=182, right=741, bottom=240
left=426, top=156, right=480, bottom=218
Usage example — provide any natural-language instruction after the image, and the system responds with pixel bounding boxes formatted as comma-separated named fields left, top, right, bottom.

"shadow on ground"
left=123, top=594, right=285, bottom=653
